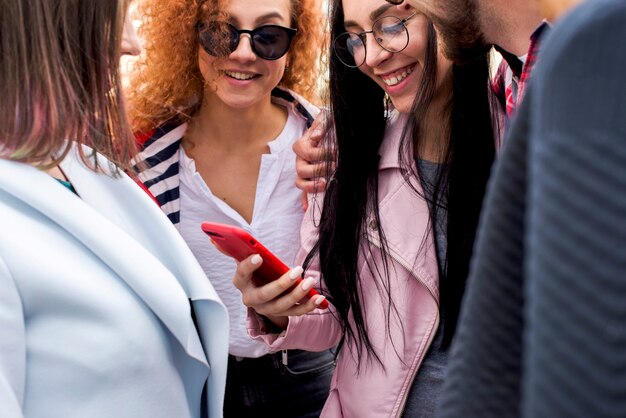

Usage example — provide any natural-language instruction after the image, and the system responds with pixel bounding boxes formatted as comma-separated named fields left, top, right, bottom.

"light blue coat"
left=0, top=147, right=228, bottom=418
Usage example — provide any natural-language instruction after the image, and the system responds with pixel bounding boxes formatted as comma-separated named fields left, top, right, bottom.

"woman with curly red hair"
left=127, top=0, right=332, bottom=416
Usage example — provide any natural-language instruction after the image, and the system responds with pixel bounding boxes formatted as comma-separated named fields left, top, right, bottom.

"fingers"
left=306, top=116, right=326, bottom=147
left=232, top=256, right=328, bottom=318
left=293, top=116, right=335, bottom=194
left=296, top=158, right=326, bottom=179
left=253, top=276, right=328, bottom=317
left=295, top=150, right=327, bottom=194
left=274, top=293, right=327, bottom=317
left=245, top=266, right=305, bottom=308
left=263, top=289, right=327, bottom=331
left=295, top=173, right=326, bottom=194
left=232, top=255, right=301, bottom=304
left=293, top=135, right=326, bottom=163
left=293, top=117, right=327, bottom=162
left=231, top=254, right=264, bottom=291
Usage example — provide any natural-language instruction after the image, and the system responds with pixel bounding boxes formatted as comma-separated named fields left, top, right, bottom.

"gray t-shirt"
left=402, top=159, right=449, bottom=418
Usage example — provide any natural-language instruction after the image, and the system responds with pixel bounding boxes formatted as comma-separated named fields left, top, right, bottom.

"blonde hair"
left=126, top=0, right=325, bottom=132
left=0, top=0, right=136, bottom=172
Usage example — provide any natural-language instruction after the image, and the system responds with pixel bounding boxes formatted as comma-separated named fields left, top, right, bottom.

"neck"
left=186, top=91, right=286, bottom=151
left=483, top=0, right=543, bottom=56
left=44, top=163, right=67, bottom=181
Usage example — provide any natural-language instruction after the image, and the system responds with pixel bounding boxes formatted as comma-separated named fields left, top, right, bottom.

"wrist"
left=263, top=315, right=289, bottom=332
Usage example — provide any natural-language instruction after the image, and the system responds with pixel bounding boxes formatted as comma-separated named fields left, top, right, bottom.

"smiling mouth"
left=381, top=64, right=416, bottom=87
left=224, top=71, right=258, bottom=81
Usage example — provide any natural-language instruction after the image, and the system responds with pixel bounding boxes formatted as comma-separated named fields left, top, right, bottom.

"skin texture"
left=343, top=1, right=451, bottom=114
left=397, top=0, right=543, bottom=58
left=387, top=0, right=486, bottom=62
left=121, top=10, right=141, bottom=56
left=198, top=0, right=290, bottom=111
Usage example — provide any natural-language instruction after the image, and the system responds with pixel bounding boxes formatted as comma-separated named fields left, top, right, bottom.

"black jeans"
left=224, top=349, right=335, bottom=418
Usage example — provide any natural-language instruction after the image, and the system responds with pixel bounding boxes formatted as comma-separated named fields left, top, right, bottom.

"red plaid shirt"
left=493, top=21, right=550, bottom=118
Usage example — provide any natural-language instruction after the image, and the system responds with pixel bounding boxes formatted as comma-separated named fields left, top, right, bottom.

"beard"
left=430, top=0, right=490, bottom=63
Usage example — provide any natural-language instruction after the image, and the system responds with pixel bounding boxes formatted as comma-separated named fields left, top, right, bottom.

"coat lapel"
left=0, top=155, right=209, bottom=367
left=367, top=111, right=440, bottom=301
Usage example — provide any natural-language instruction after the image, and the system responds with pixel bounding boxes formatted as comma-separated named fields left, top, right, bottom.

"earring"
left=384, top=92, right=392, bottom=115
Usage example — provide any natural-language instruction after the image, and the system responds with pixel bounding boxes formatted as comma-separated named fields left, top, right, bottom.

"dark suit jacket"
left=437, top=1, right=626, bottom=417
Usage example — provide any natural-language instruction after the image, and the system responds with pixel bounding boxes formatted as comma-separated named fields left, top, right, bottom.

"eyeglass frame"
left=334, top=12, right=417, bottom=68
left=197, top=22, right=298, bottom=61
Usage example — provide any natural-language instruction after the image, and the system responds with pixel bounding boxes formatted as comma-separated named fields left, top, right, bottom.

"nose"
left=229, top=34, right=257, bottom=63
left=363, top=33, right=392, bottom=68
left=121, top=13, right=141, bottom=57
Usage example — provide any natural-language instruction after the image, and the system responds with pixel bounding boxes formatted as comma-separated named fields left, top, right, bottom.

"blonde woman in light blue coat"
left=0, top=1, right=228, bottom=417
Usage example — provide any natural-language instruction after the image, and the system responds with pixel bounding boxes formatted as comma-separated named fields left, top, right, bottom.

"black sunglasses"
left=198, top=21, right=297, bottom=61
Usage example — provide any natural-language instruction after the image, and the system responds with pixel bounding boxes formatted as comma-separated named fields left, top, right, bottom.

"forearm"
left=248, top=306, right=342, bottom=352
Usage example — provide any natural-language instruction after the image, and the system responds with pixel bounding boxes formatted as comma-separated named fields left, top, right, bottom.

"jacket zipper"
left=367, top=233, right=440, bottom=418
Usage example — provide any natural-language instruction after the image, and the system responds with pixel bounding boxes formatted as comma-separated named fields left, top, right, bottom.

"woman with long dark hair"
left=229, top=0, right=499, bottom=415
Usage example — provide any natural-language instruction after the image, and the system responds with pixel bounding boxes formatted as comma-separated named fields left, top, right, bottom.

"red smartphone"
left=200, top=222, right=329, bottom=309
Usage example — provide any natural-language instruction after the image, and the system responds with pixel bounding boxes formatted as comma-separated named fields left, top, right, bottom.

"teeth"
left=225, top=71, right=256, bottom=80
left=382, top=66, right=413, bottom=86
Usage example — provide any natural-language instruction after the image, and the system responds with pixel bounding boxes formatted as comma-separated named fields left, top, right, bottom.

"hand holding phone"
left=201, top=222, right=329, bottom=309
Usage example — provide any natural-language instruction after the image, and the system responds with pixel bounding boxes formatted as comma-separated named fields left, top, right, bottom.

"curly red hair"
left=126, top=0, right=324, bottom=132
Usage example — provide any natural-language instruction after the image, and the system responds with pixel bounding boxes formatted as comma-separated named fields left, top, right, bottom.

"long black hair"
left=304, top=0, right=498, bottom=367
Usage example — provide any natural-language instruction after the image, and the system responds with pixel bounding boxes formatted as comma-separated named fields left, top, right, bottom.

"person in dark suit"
left=437, top=0, right=626, bottom=416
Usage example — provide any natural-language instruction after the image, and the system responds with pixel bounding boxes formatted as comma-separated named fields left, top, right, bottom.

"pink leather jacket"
left=248, top=112, right=440, bottom=417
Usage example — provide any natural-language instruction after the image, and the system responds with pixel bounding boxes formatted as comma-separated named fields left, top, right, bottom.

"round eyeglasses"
left=198, top=21, right=297, bottom=61
left=333, top=13, right=416, bottom=68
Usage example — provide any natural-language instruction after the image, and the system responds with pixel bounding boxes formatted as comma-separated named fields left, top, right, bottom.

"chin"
left=224, top=99, right=257, bottom=109
left=217, top=93, right=261, bottom=110
left=391, top=98, right=415, bottom=115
